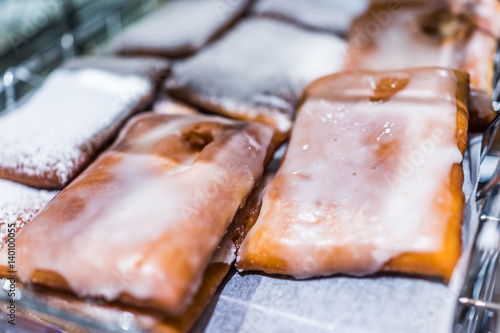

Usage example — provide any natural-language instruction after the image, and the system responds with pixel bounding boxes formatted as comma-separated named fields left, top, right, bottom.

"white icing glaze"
left=346, top=3, right=497, bottom=126
left=0, top=179, right=57, bottom=249
left=347, top=6, right=460, bottom=71
left=237, top=68, right=464, bottom=277
left=7, top=113, right=274, bottom=313
left=251, top=0, right=369, bottom=35
left=0, top=59, right=159, bottom=188
left=110, top=0, right=251, bottom=57
left=166, top=18, right=346, bottom=133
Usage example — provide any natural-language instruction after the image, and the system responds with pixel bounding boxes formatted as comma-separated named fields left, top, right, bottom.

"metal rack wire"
left=453, top=42, right=500, bottom=333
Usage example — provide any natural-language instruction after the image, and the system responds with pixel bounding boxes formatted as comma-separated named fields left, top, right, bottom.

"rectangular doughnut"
left=0, top=57, right=169, bottom=189
left=15, top=171, right=274, bottom=333
left=165, top=18, right=347, bottom=143
left=237, top=68, right=469, bottom=282
left=0, top=112, right=276, bottom=315
left=345, top=2, right=499, bottom=131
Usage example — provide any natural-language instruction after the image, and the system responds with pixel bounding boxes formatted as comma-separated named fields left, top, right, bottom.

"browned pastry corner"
left=0, top=112, right=276, bottom=316
left=345, top=1, right=498, bottom=131
left=0, top=56, right=169, bottom=189
left=237, top=68, right=469, bottom=283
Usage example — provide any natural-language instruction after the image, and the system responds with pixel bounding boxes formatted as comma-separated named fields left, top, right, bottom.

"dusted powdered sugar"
left=9, top=113, right=275, bottom=314
left=109, top=0, right=251, bottom=57
left=0, top=179, right=58, bottom=249
left=166, top=18, right=346, bottom=133
left=0, top=58, right=165, bottom=189
left=251, top=0, right=368, bottom=35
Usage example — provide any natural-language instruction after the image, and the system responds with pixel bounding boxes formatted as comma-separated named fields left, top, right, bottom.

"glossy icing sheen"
left=346, top=3, right=498, bottom=130
left=7, top=113, right=274, bottom=314
left=12, top=171, right=275, bottom=333
left=237, top=68, right=465, bottom=278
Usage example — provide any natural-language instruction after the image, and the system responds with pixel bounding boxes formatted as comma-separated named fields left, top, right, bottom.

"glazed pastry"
left=0, top=112, right=275, bottom=315
left=345, top=2, right=499, bottom=131
left=0, top=57, right=169, bottom=189
left=165, top=18, right=346, bottom=143
left=109, top=0, right=251, bottom=58
left=251, top=0, right=368, bottom=36
left=237, top=68, right=469, bottom=282
left=14, top=171, right=274, bottom=333
left=0, top=179, right=57, bottom=250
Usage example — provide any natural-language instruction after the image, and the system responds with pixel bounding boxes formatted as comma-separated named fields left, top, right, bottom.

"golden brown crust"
left=237, top=68, right=469, bottom=282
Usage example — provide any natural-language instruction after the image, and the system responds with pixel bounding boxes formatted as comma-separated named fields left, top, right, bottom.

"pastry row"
left=1, top=0, right=498, bottom=191
left=111, top=0, right=499, bottom=131
left=1, top=0, right=498, bottom=190
left=0, top=66, right=469, bottom=332
left=0, top=0, right=497, bottom=331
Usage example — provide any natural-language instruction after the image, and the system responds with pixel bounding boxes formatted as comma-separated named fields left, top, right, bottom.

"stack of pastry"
left=0, top=0, right=498, bottom=331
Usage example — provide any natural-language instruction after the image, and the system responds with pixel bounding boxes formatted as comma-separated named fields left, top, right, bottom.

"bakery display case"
left=0, top=0, right=499, bottom=332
